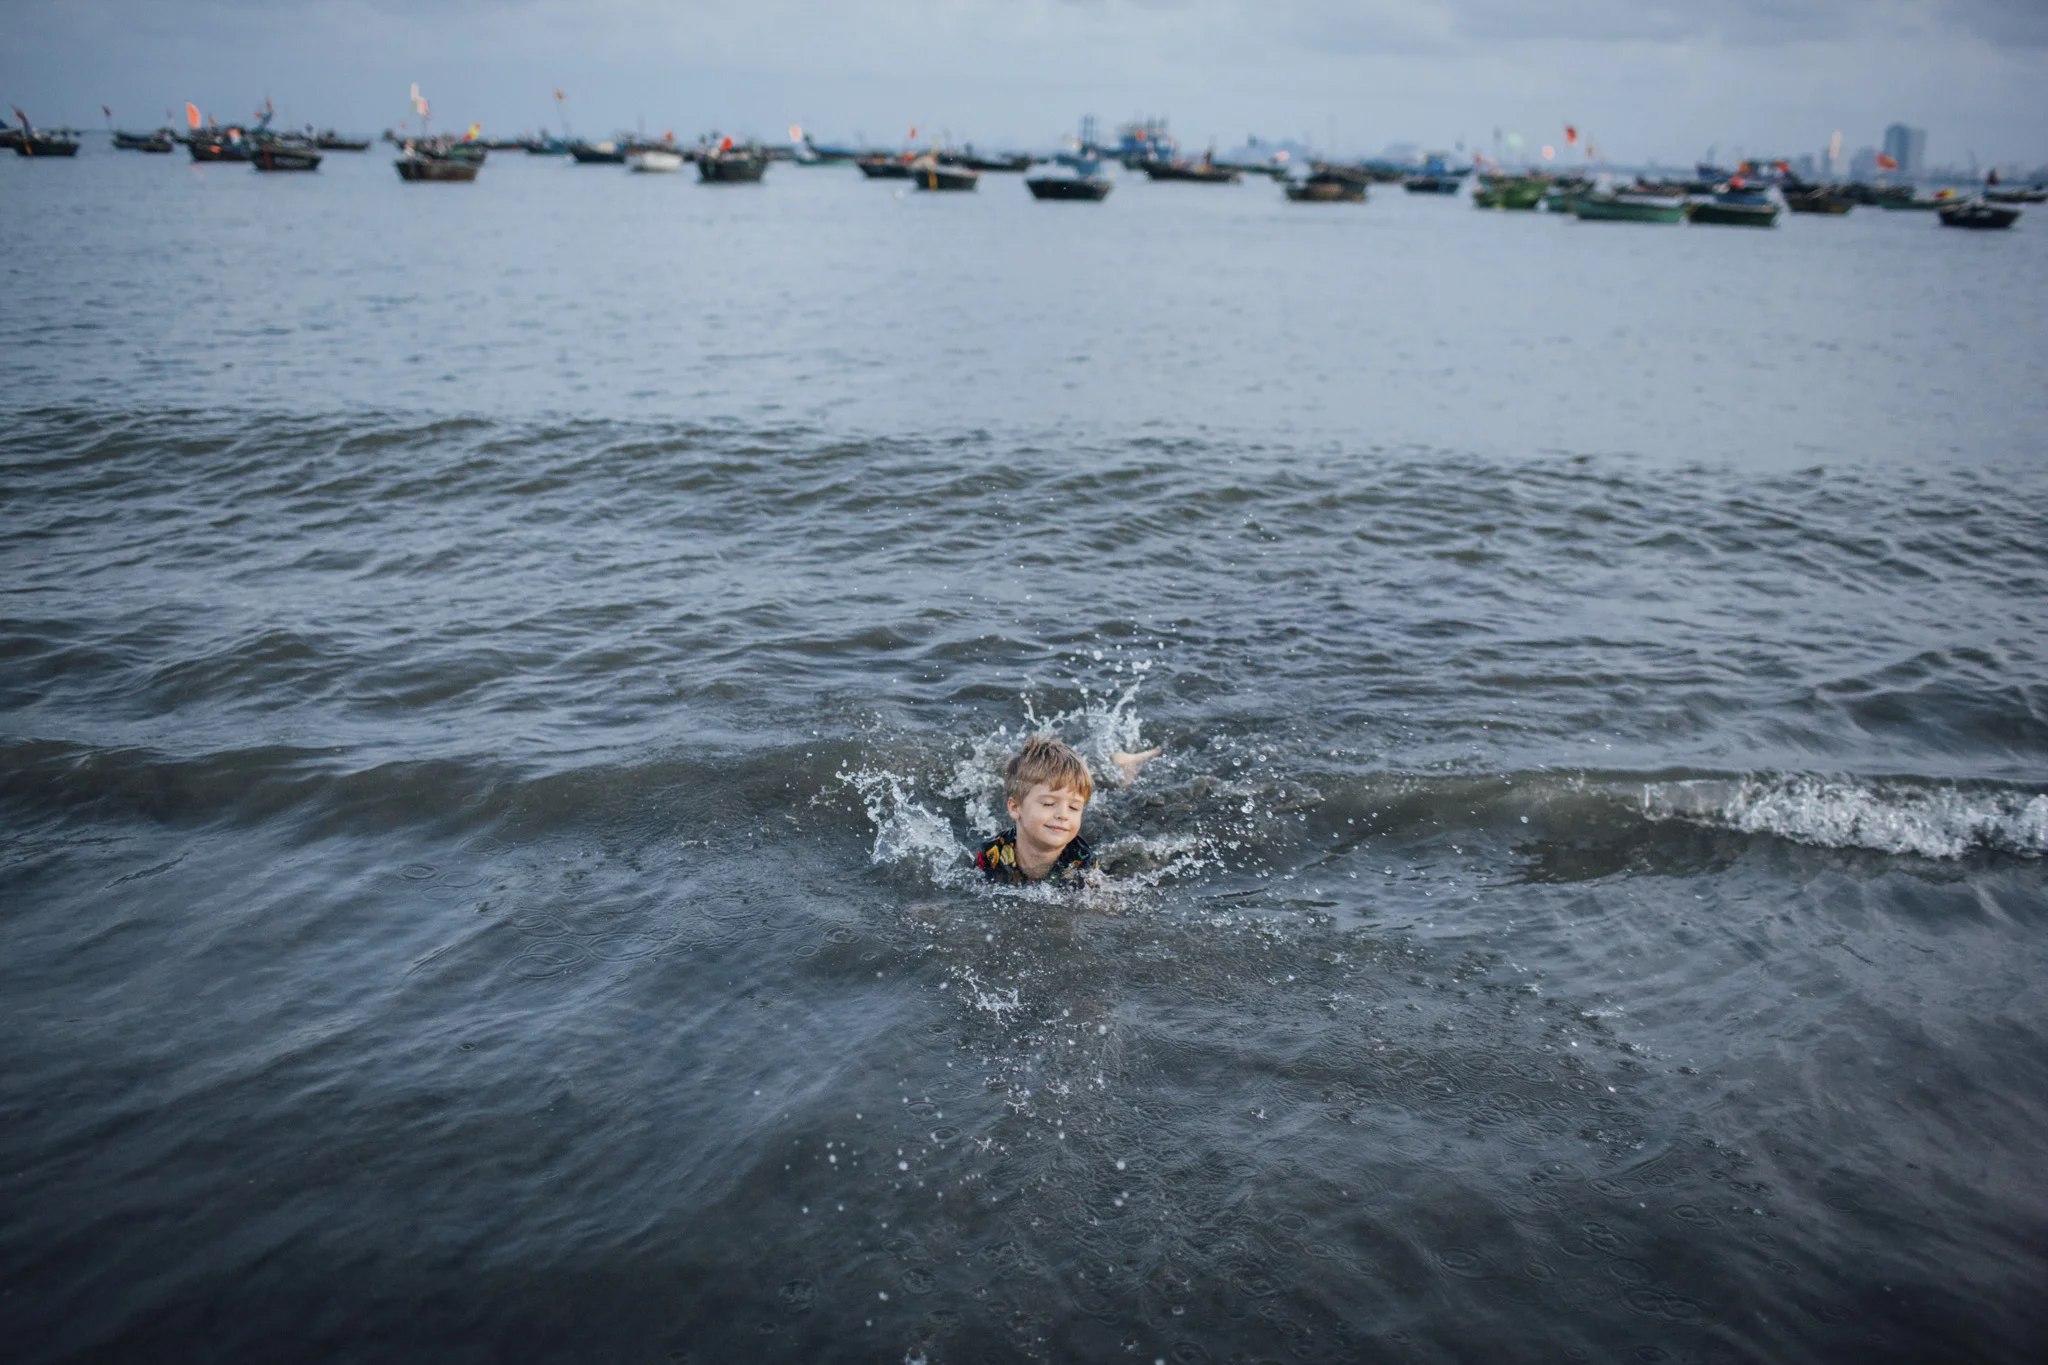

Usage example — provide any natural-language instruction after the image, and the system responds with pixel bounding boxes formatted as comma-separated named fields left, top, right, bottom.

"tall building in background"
left=1883, top=123, right=1927, bottom=176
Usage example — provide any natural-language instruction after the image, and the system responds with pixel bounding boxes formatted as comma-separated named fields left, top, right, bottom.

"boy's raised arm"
left=1108, top=747, right=1162, bottom=786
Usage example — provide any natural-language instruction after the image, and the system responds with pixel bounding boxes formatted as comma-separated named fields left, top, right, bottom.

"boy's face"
left=1007, top=782, right=1088, bottom=854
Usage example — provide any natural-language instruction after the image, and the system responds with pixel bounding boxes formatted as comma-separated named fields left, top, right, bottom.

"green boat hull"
left=1475, top=178, right=1548, bottom=210
left=1572, top=196, right=1685, bottom=224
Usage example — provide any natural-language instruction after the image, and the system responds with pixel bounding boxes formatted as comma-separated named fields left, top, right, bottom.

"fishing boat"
left=698, top=140, right=769, bottom=182
left=909, top=153, right=977, bottom=191
left=1025, top=162, right=1112, bottom=200
left=1686, top=184, right=1779, bottom=227
left=1984, top=187, right=2046, bottom=204
left=1141, top=156, right=1240, bottom=184
left=1311, top=159, right=1406, bottom=184
left=1472, top=173, right=1549, bottom=210
left=112, top=129, right=174, bottom=152
left=1113, top=118, right=1176, bottom=170
left=13, top=131, right=81, bottom=157
left=10, top=112, right=81, bottom=157
left=1403, top=154, right=1468, bottom=194
left=251, top=144, right=322, bottom=172
left=941, top=149, right=1034, bottom=173
left=1572, top=184, right=1686, bottom=223
left=856, top=154, right=912, bottom=179
left=1541, top=176, right=1592, bottom=212
left=313, top=131, right=370, bottom=151
left=1306, top=161, right=1373, bottom=188
left=188, top=130, right=253, bottom=162
left=395, top=145, right=480, bottom=182
left=1284, top=171, right=1366, bottom=203
left=568, top=140, right=627, bottom=164
left=1937, top=199, right=2021, bottom=230
left=625, top=147, right=683, bottom=173
left=1784, top=185, right=1854, bottom=214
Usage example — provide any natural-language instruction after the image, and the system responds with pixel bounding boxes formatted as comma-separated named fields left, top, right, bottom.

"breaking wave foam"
left=1640, top=774, right=2048, bottom=860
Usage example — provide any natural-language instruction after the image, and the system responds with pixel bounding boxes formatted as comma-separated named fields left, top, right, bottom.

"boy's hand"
left=1109, top=747, right=1162, bottom=785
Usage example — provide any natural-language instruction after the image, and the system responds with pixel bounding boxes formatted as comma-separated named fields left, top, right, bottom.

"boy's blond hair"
left=1003, top=735, right=1094, bottom=805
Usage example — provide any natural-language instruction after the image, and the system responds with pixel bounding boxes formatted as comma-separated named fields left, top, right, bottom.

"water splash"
left=1640, top=774, right=2048, bottom=860
left=949, top=965, right=1024, bottom=1021
left=839, top=767, right=973, bottom=887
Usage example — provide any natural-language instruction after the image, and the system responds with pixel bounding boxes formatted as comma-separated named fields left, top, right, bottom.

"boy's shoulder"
left=975, top=829, right=1095, bottom=885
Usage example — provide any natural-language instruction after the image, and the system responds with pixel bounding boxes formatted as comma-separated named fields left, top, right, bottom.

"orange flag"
left=186, top=102, right=201, bottom=129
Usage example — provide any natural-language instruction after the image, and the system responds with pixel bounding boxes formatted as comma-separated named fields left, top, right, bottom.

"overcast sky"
left=6, top=0, right=2044, bottom=165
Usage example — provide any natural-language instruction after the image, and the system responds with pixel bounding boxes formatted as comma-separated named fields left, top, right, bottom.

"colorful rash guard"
left=974, top=830, right=1096, bottom=886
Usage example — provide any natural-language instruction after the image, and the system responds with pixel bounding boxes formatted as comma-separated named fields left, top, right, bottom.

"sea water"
left=3, top=148, right=2046, bottom=1363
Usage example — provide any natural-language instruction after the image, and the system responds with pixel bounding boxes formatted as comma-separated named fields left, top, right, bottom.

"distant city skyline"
left=5, top=0, right=2045, bottom=168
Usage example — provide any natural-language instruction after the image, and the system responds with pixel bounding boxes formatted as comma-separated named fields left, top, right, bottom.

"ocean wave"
left=1640, top=774, right=2048, bottom=860
left=6, top=721, right=2041, bottom=875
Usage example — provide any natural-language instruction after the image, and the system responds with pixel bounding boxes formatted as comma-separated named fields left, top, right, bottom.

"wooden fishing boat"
left=1026, top=173, right=1111, bottom=201
left=1306, top=161, right=1373, bottom=188
left=909, top=154, right=977, bottom=191
left=1473, top=173, right=1548, bottom=210
left=698, top=143, right=769, bottom=182
left=8, top=112, right=80, bottom=157
left=1572, top=190, right=1686, bottom=223
left=1984, top=187, right=2046, bottom=204
left=1937, top=199, right=2020, bottom=229
left=1686, top=186, right=1778, bottom=227
left=1784, top=186, right=1853, bottom=214
left=568, top=140, right=626, bottom=164
left=252, top=144, right=322, bottom=172
left=1142, top=158, right=1240, bottom=184
left=314, top=132, right=371, bottom=151
left=395, top=148, right=479, bottom=182
left=13, top=131, right=81, bottom=157
left=112, top=129, right=174, bottom=152
left=942, top=150, right=1033, bottom=173
left=856, top=154, right=912, bottom=179
left=188, top=132, right=253, bottom=162
left=1285, top=172, right=1366, bottom=203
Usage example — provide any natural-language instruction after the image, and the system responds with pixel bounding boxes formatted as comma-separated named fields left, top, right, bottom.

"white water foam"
left=1640, top=774, right=2048, bottom=859
left=840, top=767, right=974, bottom=888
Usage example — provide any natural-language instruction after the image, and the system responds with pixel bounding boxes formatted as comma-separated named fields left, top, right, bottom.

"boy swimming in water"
left=974, top=735, right=1159, bottom=886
